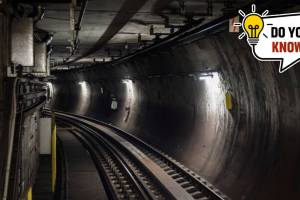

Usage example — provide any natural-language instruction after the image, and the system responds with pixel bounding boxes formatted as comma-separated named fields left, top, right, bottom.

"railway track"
left=48, top=110, right=230, bottom=200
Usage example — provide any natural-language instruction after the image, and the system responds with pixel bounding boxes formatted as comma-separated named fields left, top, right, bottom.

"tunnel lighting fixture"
left=122, top=80, right=134, bottom=96
left=200, top=72, right=222, bottom=111
left=77, top=81, right=90, bottom=113
left=198, top=72, right=218, bottom=80
left=122, top=79, right=135, bottom=108
left=198, top=75, right=213, bottom=80
left=78, top=81, right=88, bottom=97
left=78, top=81, right=87, bottom=86
left=46, top=82, right=53, bottom=88
left=122, top=79, right=134, bottom=92
left=122, top=79, right=132, bottom=84
left=46, top=82, right=54, bottom=99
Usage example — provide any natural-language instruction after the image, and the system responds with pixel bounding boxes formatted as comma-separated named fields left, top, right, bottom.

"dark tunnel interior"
left=1, top=0, right=300, bottom=199
left=51, top=23, right=300, bottom=200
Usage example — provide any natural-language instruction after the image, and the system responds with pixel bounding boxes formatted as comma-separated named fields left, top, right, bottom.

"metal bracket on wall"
left=7, top=64, right=17, bottom=78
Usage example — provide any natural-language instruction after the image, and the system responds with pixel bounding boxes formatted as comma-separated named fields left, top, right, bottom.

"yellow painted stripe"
left=225, top=92, right=233, bottom=110
left=27, top=186, right=32, bottom=200
left=51, top=112, right=57, bottom=192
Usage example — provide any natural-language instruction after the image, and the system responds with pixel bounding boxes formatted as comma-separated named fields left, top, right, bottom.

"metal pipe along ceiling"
left=65, top=0, right=148, bottom=64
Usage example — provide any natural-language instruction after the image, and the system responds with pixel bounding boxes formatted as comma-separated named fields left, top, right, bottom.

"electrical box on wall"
left=10, top=17, right=34, bottom=77
left=11, top=18, right=34, bottom=67
left=34, top=42, right=49, bottom=77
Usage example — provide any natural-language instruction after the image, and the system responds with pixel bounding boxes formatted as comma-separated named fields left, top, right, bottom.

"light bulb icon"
left=243, top=14, right=264, bottom=45
left=235, top=4, right=269, bottom=46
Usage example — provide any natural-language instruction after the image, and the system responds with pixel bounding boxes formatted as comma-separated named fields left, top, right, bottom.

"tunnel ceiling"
left=31, top=0, right=250, bottom=69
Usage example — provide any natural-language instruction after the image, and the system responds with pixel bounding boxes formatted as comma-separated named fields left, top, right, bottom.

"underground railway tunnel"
left=1, top=0, right=300, bottom=200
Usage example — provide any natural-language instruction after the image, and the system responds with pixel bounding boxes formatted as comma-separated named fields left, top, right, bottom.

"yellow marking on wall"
left=27, top=186, right=32, bottom=200
left=51, top=112, right=57, bottom=193
left=226, top=92, right=233, bottom=110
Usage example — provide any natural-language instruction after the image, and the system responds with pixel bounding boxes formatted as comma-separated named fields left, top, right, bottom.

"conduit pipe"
left=2, top=78, right=17, bottom=200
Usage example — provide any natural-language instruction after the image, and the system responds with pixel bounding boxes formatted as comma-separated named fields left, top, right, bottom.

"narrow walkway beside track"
left=33, top=156, right=52, bottom=200
left=57, top=130, right=108, bottom=200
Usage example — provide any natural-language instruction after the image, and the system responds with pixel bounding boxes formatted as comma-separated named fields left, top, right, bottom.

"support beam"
left=70, top=0, right=88, bottom=57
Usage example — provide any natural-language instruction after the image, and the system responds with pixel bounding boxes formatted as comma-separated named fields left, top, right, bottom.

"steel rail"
left=53, top=110, right=229, bottom=199
left=74, top=129, right=153, bottom=200
left=60, top=117, right=168, bottom=199
left=57, top=118, right=154, bottom=199
left=71, top=130, right=120, bottom=200
left=46, top=110, right=230, bottom=200
left=65, top=120, right=171, bottom=200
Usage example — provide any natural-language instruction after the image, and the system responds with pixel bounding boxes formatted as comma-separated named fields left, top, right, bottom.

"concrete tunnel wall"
left=51, top=24, right=300, bottom=200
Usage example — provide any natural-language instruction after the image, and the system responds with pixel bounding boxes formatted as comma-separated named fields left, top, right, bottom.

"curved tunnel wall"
left=52, top=24, right=300, bottom=199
